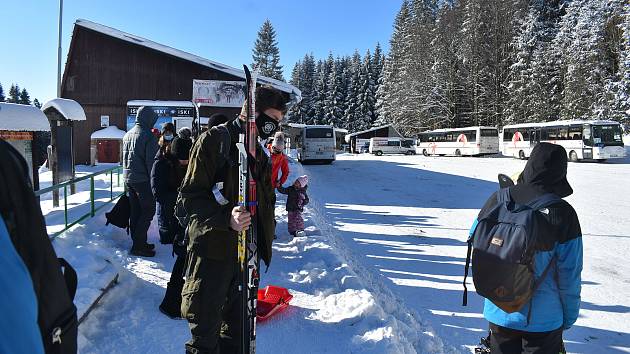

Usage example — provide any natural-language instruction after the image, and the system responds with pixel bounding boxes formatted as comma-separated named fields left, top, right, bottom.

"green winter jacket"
left=180, top=119, right=275, bottom=266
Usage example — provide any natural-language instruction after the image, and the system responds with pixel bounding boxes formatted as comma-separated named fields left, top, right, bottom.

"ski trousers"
left=287, top=211, right=304, bottom=235
left=127, top=182, right=155, bottom=248
left=182, top=249, right=241, bottom=354
left=489, top=323, right=564, bottom=354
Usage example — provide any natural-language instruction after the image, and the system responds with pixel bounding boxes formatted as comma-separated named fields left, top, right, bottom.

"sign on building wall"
left=0, top=131, right=34, bottom=183
left=192, top=79, right=246, bottom=107
left=126, top=105, right=194, bottom=131
left=101, top=115, right=110, bottom=127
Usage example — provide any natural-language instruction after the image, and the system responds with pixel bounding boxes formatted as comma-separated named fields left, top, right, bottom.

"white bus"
left=297, top=125, right=336, bottom=164
left=369, top=137, right=416, bottom=156
left=501, top=120, right=626, bottom=161
left=416, top=126, right=499, bottom=156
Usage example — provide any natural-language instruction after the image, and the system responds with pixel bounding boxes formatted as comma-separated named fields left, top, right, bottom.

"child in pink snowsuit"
left=278, top=175, right=309, bottom=237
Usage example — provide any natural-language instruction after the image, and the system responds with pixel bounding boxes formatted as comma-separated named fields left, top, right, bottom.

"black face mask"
left=256, top=112, right=279, bottom=140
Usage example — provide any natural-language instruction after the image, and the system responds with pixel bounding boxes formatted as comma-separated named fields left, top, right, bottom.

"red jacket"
left=271, top=151, right=289, bottom=189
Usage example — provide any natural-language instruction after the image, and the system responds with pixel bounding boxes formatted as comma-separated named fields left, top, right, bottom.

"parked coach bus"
left=501, top=120, right=626, bottom=162
left=416, top=126, right=499, bottom=156
left=297, top=125, right=336, bottom=164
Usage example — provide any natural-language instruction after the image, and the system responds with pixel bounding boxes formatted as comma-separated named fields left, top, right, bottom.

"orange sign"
left=0, top=130, right=33, bottom=141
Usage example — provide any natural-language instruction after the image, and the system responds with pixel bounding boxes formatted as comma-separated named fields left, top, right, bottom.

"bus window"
left=558, top=127, right=568, bottom=140
left=387, top=140, right=400, bottom=147
left=464, top=130, right=476, bottom=142
left=401, top=140, right=413, bottom=148
left=305, top=128, right=333, bottom=139
left=503, top=129, right=514, bottom=141
left=592, top=124, right=624, bottom=146
left=568, top=125, right=582, bottom=140
left=540, top=128, right=549, bottom=140
left=481, top=129, right=498, bottom=137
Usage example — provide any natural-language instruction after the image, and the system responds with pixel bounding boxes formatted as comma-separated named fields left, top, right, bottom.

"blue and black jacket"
left=473, top=143, right=583, bottom=332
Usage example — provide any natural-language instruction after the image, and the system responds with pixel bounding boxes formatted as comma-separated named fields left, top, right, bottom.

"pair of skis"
left=237, top=65, right=259, bottom=354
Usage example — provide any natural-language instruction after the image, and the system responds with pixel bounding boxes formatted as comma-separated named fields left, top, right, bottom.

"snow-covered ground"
left=49, top=142, right=630, bottom=353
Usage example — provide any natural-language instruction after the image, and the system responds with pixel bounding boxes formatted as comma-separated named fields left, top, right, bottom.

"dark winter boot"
left=159, top=282, right=183, bottom=319
left=130, top=247, right=155, bottom=257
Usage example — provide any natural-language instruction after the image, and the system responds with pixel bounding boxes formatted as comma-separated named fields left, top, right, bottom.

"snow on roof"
left=0, top=103, right=50, bottom=132
left=127, top=100, right=195, bottom=107
left=345, top=125, right=392, bottom=138
left=90, top=126, right=126, bottom=140
left=423, top=126, right=498, bottom=133
left=503, top=119, right=621, bottom=129
left=41, top=98, right=87, bottom=121
left=75, top=19, right=301, bottom=100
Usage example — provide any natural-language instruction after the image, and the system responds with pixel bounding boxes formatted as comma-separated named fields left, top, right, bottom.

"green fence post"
left=90, top=177, right=95, bottom=217
left=64, top=185, right=68, bottom=228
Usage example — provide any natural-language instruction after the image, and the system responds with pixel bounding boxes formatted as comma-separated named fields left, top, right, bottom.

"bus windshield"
left=305, top=128, right=333, bottom=139
left=592, top=124, right=623, bottom=146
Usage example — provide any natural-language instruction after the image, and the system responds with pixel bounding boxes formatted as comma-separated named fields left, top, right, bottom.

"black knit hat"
left=171, top=137, right=192, bottom=160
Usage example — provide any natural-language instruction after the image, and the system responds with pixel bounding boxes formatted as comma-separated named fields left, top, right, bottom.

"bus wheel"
left=519, top=150, right=526, bottom=160
left=406, top=150, right=413, bottom=155
left=375, top=151, right=383, bottom=156
left=422, top=149, right=428, bottom=157
left=569, top=150, right=578, bottom=162
left=455, top=149, right=461, bottom=156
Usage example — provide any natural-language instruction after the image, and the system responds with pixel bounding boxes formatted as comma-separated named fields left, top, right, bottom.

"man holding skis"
left=179, top=85, right=286, bottom=354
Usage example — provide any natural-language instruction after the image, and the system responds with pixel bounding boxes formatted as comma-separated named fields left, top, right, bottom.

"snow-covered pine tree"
left=344, top=50, right=363, bottom=132
left=396, top=0, right=437, bottom=135
left=289, top=60, right=304, bottom=123
left=0, top=83, right=5, bottom=102
left=33, top=98, right=42, bottom=109
left=429, top=2, right=469, bottom=129
left=601, top=0, right=629, bottom=124
left=376, top=1, right=411, bottom=131
left=252, top=19, right=284, bottom=81
left=506, top=1, right=565, bottom=124
left=313, top=55, right=333, bottom=125
left=370, top=43, right=385, bottom=125
left=8, top=84, right=20, bottom=103
left=19, top=88, right=31, bottom=105
left=323, top=58, right=345, bottom=126
left=555, top=0, right=611, bottom=120
left=301, top=54, right=317, bottom=122
left=355, top=50, right=376, bottom=130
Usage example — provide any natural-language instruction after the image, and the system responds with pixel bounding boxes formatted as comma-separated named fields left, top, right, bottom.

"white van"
left=369, top=137, right=416, bottom=156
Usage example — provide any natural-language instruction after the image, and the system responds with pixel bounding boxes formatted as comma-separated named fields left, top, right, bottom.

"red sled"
left=257, top=285, right=293, bottom=321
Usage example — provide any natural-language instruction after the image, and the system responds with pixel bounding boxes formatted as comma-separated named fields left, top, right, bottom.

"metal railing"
left=35, top=165, right=125, bottom=239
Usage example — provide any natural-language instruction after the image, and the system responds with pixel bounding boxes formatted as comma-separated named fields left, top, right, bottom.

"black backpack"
left=105, top=194, right=130, bottom=234
left=463, top=188, right=560, bottom=317
left=0, top=139, right=78, bottom=354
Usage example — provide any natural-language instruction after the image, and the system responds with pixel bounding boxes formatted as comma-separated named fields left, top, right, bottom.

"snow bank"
left=41, top=98, right=86, bottom=121
left=0, top=102, right=50, bottom=131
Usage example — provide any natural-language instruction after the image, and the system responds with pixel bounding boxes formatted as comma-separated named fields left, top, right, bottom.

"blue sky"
left=0, top=0, right=401, bottom=103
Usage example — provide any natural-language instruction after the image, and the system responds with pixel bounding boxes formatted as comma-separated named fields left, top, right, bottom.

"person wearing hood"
left=122, top=106, right=160, bottom=257
left=473, top=143, right=583, bottom=354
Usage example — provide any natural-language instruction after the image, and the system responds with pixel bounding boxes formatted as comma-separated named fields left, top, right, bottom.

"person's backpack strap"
left=58, top=258, right=78, bottom=300
left=462, top=219, right=479, bottom=306
left=525, top=193, right=562, bottom=210
left=213, top=124, right=232, bottom=168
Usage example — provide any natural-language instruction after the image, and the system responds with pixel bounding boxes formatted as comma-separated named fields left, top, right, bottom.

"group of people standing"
left=121, top=85, right=310, bottom=354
